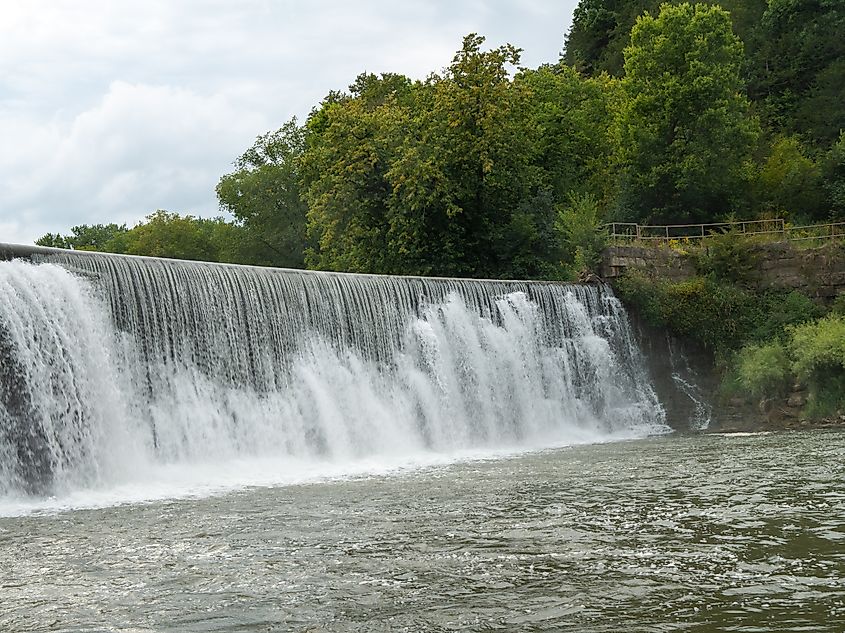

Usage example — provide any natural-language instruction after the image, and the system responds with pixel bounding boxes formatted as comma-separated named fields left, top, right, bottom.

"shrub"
left=735, top=341, right=791, bottom=398
left=694, top=230, right=760, bottom=284
left=752, top=291, right=823, bottom=341
left=556, top=192, right=606, bottom=274
left=614, top=273, right=760, bottom=352
left=788, top=315, right=845, bottom=416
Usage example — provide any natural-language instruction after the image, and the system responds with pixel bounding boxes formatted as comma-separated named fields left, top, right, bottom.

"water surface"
left=2, top=430, right=844, bottom=632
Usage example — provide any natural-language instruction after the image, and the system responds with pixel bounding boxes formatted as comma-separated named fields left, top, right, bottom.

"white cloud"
left=0, top=0, right=578, bottom=244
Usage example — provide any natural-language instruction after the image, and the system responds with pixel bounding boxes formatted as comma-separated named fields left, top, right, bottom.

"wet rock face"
left=626, top=311, right=718, bottom=431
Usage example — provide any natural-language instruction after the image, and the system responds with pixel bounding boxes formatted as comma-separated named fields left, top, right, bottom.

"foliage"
left=33, top=17, right=845, bottom=278
left=735, top=341, right=791, bottom=398
left=615, top=272, right=822, bottom=355
left=788, top=315, right=845, bottom=381
left=757, top=136, right=824, bottom=221
left=302, top=75, right=413, bottom=274
left=749, top=0, right=845, bottom=147
left=216, top=119, right=308, bottom=268
left=564, top=0, right=766, bottom=78
left=787, top=315, right=845, bottom=415
left=556, top=192, right=606, bottom=274
left=613, top=273, right=759, bottom=352
left=518, top=64, right=622, bottom=206
left=821, top=133, right=845, bottom=217
left=302, top=35, right=557, bottom=278
left=36, top=224, right=129, bottom=251
left=694, top=231, right=760, bottom=284
left=36, top=212, right=246, bottom=263
left=616, top=3, right=759, bottom=224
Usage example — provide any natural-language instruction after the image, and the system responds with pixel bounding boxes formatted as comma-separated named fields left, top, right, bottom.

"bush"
left=694, top=230, right=760, bottom=284
left=788, top=315, right=845, bottom=416
left=556, top=192, right=606, bottom=274
left=614, top=273, right=760, bottom=352
left=752, top=291, right=823, bottom=341
left=735, top=341, right=791, bottom=398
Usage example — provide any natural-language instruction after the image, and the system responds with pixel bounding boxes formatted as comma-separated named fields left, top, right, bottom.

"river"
left=2, top=430, right=843, bottom=632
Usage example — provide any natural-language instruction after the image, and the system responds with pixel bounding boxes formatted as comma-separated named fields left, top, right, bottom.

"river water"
left=2, top=430, right=843, bottom=632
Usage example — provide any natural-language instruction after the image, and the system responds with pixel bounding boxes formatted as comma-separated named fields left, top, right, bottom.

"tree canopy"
left=616, top=2, right=759, bottom=223
left=38, top=12, right=845, bottom=279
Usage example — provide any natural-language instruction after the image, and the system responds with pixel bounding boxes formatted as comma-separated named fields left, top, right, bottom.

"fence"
left=605, top=219, right=845, bottom=244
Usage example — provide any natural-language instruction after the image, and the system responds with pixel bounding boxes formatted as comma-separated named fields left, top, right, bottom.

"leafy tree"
left=563, top=0, right=766, bottom=77
left=749, top=0, right=845, bottom=147
left=302, top=76, right=411, bottom=273
left=735, top=341, right=791, bottom=398
left=384, top=34, right=537, bottom=277
left=304, top=37, right=543, bottom=278
left=821, top=132, right=845, bottom=217
left=616, top=2, right=759, bottom=223
left=120, top=211, right=235, bottom=261
left=518, top=64, right=622, bottom=205
left=38, top=213, right=247, bottom=263
left=556, top=192, right=606, bottom=275
left=217, top=119, right=308, bottom=268
left=757, top=136, right=824, bottom=221
left=36, top=223, right=129, bottom=251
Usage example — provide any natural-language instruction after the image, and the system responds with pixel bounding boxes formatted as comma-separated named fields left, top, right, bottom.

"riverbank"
left=603, top=233, right=845, bottom=432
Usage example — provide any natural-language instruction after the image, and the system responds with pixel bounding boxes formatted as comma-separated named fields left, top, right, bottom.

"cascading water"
left=0, top=247, right=667, bottom=502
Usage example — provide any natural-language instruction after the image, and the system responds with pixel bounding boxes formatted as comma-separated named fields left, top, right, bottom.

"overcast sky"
left=0, top=1, right=578, bottom=244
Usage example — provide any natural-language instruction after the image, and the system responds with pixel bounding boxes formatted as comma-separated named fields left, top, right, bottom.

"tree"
left=384, top=34, right=537, bottom=277
left=616, top=3, right=759, bottom=223
left=217, top=119, right=308, bottom=268
left=302, top=76, right=412, bottom=273
left=303, top=37, right=543, bottom=278
left=563, top=0, right=766, bottom=78
left=822, top=133, right=845, bottom=218
left=749, top=0, right=845, bottom=147
left=518, top=64, right=622, bottom=205
left=757, top=136, right=824, bottom=221
left=120, top=211, right=238, bottom=262
left=36, top=223, right=129, bottom=251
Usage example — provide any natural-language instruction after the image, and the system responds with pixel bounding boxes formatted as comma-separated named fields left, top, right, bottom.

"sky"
left=0, top=0, right=579, bottom=244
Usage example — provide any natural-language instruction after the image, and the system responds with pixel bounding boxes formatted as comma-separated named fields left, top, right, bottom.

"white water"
left=0, top=254, right=666, bottom=511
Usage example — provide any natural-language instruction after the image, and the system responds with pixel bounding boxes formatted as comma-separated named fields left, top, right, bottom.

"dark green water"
left=2, top=430, right=844, bottom=632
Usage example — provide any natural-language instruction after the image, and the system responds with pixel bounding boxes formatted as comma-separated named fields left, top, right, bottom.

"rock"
left=787, top=392, right=806, bottom=408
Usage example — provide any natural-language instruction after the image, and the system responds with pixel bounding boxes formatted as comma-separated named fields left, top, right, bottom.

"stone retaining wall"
left=602, top=240, right=845, bottom=299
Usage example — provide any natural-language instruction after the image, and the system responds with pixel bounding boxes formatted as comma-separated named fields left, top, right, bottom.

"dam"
left=0, top=244, right=666, bottom=498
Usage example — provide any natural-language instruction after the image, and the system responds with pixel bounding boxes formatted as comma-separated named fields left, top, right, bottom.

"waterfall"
left=0, top=248, right=666, bottom=500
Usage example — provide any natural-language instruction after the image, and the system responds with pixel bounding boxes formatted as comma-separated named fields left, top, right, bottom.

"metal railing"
left=605, top=218, right=845, bottom=244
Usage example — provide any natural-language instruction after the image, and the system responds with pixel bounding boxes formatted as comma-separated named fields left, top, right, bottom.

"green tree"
left=749, top=0, right=845, bottom=147
left=385, top=34, right=537, bottom=277
left=757, top=136, right=824, bottom=220
left=616, top=2, right=759, bottom=223
left=563, top=0, right=766, bottom=78
left=304, top=36, right=543, bottom=278
left=821, top=132, right=845, bottom=217
left=217, top=119, right=308, bottom=268
left=302, top=75, right=411, bottom=273
left=518, top=64, right=623, bottom=205
left=36, top=223, right=129, bottom=251
left=556, top=192, right=606, bottom=275
left=120, top=210, right=235, bottom=261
